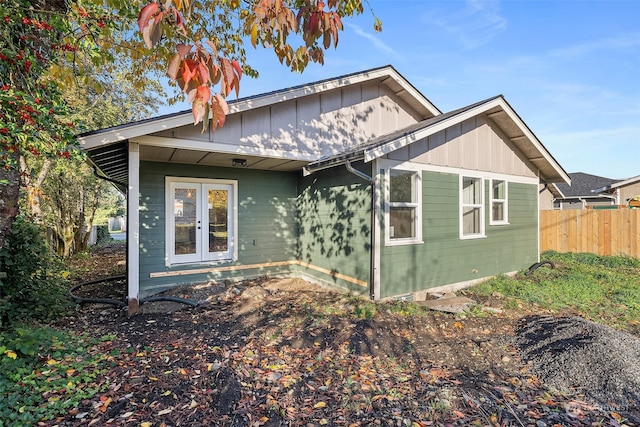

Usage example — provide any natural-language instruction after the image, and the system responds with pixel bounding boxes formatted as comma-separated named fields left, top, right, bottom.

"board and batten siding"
left=296, top=162, right=372, bottom=294
left=384, top=116, right=538, bottom=179
left=138, top=161, right=298, bottom=297
left=379, top=171, right=538, bottom=299
left=149, top=82, right=420, bottom=160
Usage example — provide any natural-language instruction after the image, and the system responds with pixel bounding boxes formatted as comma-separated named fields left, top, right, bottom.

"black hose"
left=69, top=274, right=200, bottom=308
left=525, top=260, right=555, bottom=276
left=68, top=275, right=127, bottom=307
left=140, top=296, right=200, bottom=307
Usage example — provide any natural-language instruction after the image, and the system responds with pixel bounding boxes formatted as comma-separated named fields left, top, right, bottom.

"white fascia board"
left=495, top=99, right=571, bottom=186
left=133, top=135, right=318, bottom=162
left=381, top=68, right=441, bottom=116
left=78, top=113, right=194, bottom=150
left=79, top=66, right=441, bottom=151
left=363, top=97, right=571, bottom=186
left=611, top=175, right=640, bottom=189
left=229, top=66, right=440, bottom=116
left=549, top=183, right=567, bottom=199
left=363, top=98, right=504, bottom=162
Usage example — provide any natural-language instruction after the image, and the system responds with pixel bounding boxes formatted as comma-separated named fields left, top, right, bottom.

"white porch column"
left=372, top=160, right=381, bottom=301
left=127, top=142, right=140, bottom=315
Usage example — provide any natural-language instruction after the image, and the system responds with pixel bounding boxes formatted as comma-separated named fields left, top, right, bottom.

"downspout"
left=539, top=179, right=548, bottom=194
left=345, top=160, right=377, bottom=300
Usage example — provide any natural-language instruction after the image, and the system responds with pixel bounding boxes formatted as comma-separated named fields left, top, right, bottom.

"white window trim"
left=489, top=179, right=509, bottom=225
left=384, top=168, right=423, bottom=246
left=165, top=176, right=238, bottom=266
left=460, top=175, right=486, bottom=240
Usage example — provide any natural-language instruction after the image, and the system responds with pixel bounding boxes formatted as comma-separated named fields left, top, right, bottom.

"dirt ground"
left=58, top=244, right=640, bottom=426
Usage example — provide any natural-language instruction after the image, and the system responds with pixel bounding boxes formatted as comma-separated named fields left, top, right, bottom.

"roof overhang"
left=307, top=96, right=571, bottom=185
left=77, top=65, right=440, bottom=152
left=77, top=65, right=441, bottom=183
left=611, top=174, right=640, bottom=190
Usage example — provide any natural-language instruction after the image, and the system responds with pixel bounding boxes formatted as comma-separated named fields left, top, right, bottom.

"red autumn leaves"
left=137, top=1, right=239, bottom=131
left=136, top=0, right=357, bottom=131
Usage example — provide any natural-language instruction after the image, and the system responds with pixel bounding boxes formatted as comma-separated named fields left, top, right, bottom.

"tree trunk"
left=80, top=181, right=102, bottom=251
left=20, top=156, right=51, bottom=222
left=0, top=154, right=21, bottom=251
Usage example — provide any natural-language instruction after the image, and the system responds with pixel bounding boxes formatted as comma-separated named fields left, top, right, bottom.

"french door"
left=167, top=178, right=236, bottom=265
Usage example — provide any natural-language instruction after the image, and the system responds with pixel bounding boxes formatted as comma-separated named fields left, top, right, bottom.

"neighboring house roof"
left=593, top=174, right=640, bottom=193
left=306, top=95, right=571, bottom=184
left=611, top=174, right=640, bottom=189
left=552, top=172, right=617, bottom=199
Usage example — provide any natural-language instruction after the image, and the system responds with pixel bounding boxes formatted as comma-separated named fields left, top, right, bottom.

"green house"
left=79, top=66, right=570, bottom=314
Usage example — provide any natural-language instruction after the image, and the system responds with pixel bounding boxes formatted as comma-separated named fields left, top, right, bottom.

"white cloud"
left=549, top=33, right=640, bottom=58
left=344, top=22, right=405, bottom=61
left=422, top=0, right=507, bottom=49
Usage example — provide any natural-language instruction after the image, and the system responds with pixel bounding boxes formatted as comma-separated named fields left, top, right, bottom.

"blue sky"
left=162, top=0, right=640, bottom=179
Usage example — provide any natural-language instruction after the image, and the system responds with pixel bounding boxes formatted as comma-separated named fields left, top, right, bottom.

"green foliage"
left=385, top=300, right=428, bottom=317
left=95, top=225, right=113, bottom=246
left=0, top=217, right=71, bottom=328
left=468, top=251, right=640, bottom=330
left=0, top=327, right=109, bottom=426
left=0, top=0, right=82, bottom=170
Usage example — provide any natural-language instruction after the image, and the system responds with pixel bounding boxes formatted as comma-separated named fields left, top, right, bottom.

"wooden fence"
left=540, top=208, right=640, bottom=258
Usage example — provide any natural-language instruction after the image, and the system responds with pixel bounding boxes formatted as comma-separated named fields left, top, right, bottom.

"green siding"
left=138, top=161, right=298, bottom=297
left=295, top=162, right=372, bottom=294
left=379, top=171, right=538, bottom=298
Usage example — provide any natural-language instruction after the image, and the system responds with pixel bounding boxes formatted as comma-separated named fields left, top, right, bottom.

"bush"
left=94, top=224, right=113, bottom=246
left=0, top=217, right=71, bottom=329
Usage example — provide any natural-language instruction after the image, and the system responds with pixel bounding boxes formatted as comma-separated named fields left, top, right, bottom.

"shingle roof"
left=554, top=172, right=617, bottom=197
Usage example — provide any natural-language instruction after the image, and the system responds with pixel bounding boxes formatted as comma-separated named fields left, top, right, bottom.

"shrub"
left=94, top=224, right=112, bottom=246
left=0, top=217, right=71, bottom=329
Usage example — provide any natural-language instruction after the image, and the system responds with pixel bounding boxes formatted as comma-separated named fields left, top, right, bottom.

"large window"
left=461, top=176, right=484, bottom=238
left=490, top=179, right=508, bottom=225
left=166, top=177, right=237, bottom=265
left=386, top=169, right=422, bottom=245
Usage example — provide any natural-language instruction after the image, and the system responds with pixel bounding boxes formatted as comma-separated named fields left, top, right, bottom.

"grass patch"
left=468, top=251, right=640, bottom=330
left=0, top=326, right=111, bottom=426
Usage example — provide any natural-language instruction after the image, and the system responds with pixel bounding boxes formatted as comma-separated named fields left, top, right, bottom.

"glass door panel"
left=168, top=180, right=234, bottom=265
left=208, top=189, right=229, bottom=253
left=171, top=183, right=201, bottom=263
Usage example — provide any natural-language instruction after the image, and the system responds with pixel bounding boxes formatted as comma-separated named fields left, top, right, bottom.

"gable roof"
left=306, top=95, right=571, bottom=184
left=552, top=172, right=617, bottom=198
left=78, top=65, right=440, bottom=150
left=78, top=65, right=569, bottom=187
left=591, top=174, right=640, bottom=194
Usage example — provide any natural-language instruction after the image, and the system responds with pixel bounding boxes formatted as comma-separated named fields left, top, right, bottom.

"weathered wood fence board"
left=540, top=209, right=640, bottom=258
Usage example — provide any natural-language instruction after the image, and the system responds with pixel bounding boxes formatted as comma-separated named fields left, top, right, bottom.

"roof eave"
left=359, top=96, right=571, bottom=185
left=78, top=65, right=441, bottom=151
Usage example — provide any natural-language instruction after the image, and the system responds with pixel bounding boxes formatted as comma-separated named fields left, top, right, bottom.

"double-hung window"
left=490, top=179, right=508, bottom=225
left=386, top=169, right=422, bottom=245
left=166, top=177, right=238, bottom=265
left=460, top=176, right=484, bottom=238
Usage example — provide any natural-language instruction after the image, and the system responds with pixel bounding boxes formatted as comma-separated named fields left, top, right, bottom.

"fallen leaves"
left=45, top=273, right=640, bottom=426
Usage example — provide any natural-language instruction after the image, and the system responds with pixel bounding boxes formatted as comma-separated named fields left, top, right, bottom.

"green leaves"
left=0, top=327, right=109, bottom=426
